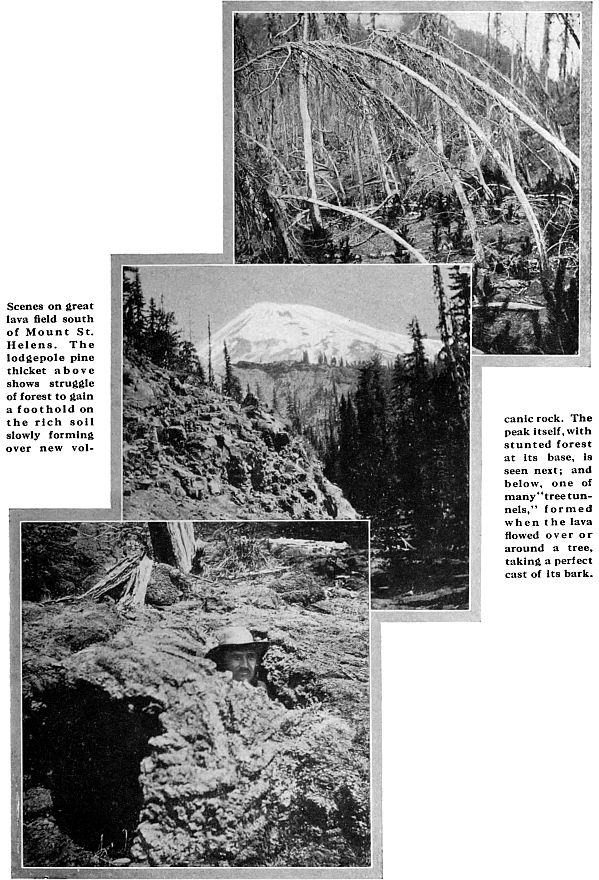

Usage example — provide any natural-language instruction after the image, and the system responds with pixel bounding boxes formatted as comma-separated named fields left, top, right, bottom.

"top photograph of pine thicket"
left=234, top=11, right=581, bottom=355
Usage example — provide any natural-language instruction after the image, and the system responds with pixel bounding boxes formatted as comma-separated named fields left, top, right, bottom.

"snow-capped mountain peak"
left=198, top=301, right=442, bottom=370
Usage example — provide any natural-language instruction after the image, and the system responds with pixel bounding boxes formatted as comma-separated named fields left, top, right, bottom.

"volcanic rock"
left=122, top=353, right=357, bottom=521
left=21, top=532, right=371, bottom=868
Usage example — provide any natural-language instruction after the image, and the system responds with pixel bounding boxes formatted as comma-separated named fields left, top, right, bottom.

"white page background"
left=2, top=2, right=597, bottom=877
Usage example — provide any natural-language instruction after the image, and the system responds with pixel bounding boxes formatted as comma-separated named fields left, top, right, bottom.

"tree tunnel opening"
left=24, top=682, right=163, bottom=857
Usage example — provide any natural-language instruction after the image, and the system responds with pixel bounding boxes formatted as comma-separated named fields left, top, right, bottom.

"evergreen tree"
left=352, top=355, right=392, bottom=513
left=434, top=265, right=469, bottom=428
left=175, top=339, right=206, bottom=384
left=144, top=297, right=180, bottom=367
left=288, top=390, right=303, bottom=433
left=123, top=267, right=145, bottom=348
left=147, top=297, right=158, bottom=342
left=399, top=318, right=437, bottom=537
left=207, top=316, right=215, bottom=388
left=336, top=393, right=359, bottom=494
left=222, top=341, right=243, bottom=401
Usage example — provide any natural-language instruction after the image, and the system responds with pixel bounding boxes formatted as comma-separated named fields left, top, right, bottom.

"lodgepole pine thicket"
left=234, top=12, right=581, bottom=354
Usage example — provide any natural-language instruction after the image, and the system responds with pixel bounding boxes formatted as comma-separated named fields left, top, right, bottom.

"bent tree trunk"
left=355, top=78, right=487, bottom=267
left=433, top=104, right=487, bottom=266
left=332, top=43, right=550, bottom=272
left=464, top=124, right=494, bottom=201
left=298, top=14, right=322, bottom=229
left=281, top=196, right=428, bottom=262
left=393, top=35, right=580, bottom=168
left=366, top=104, right=392, bottom=198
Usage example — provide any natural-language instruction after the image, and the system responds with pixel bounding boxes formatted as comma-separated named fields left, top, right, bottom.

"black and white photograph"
left=19, top=519, right=373, bottom=870
left=122, top=264, right=470, bottom=610
left=4, top=3, right=598, bottom=880
left=233, top=9, right=582, bottom=355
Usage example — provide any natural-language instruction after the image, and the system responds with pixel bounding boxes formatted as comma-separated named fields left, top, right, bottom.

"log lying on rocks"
left=225, top=565, right=289, bottom=581
left=267, top=538, right=350, bottom=560
left=372, top=583, right=469, bottom=610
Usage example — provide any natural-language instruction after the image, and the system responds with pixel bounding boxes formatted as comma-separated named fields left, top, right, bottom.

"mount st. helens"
left=199, top=301, right=443, bottom=371
left=198, top=301, right=444, bottom=439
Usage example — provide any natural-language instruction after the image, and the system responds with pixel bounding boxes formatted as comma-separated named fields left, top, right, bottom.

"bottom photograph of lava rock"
left=18, top=519, right=375, bottom=872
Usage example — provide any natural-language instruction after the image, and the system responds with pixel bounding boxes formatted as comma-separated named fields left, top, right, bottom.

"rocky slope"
left=123, top=353, right=357, bottom=521
left=21, top=524, right=371, bottom=868
left=234, top=360, right=357, bottom=436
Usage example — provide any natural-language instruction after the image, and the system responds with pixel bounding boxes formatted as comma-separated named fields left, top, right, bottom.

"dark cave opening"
left=24, top=682, right=163, bottom=856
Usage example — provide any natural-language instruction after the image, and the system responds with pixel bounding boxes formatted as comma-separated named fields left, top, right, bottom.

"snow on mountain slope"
left=199, top=301, right=442, bottom=370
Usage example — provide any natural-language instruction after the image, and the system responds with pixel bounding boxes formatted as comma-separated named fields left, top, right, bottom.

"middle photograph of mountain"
left=122, top=264, right=471, bottom=609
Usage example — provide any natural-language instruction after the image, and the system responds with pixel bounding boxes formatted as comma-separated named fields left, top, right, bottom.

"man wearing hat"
left=207, top=625, right=269, bottom=689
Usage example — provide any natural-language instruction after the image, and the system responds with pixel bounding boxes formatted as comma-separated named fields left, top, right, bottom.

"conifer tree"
left=207, top=316, right=215, bottom=388
left=123, top=267, right=145, bottom=348
left=175, top=339, right=206, bottom=384
left=142, top=297, right=180, bottom=367
left=222, top=341, right=242, bottom=401
left=434, top=265, right=469, bottom=428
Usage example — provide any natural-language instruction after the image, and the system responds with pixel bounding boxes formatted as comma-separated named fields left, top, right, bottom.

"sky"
left=137, top=264, right=467, bottom=349
left=375, top=11, right=580, bottom=78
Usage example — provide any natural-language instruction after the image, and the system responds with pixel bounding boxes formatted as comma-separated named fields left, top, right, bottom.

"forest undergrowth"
left=234, top=11, right=581, bottom=354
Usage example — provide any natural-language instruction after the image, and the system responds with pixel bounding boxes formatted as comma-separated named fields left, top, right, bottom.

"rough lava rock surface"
left=122, top=353, right=357, bottom=521
left=22, top=529, right=370, bottom=868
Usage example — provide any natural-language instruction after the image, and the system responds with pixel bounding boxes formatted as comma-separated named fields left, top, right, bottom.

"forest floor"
left=339, top=210, right=541, bottom=293
left=371, top=554, right=469, bottom=610
left=319, top=207, right=578, bottom=353
left=321, top=208, right=565, bottom=309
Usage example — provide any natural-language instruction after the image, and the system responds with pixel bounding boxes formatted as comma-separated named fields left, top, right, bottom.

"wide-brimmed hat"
left=206, top=626, right=269, bottom=663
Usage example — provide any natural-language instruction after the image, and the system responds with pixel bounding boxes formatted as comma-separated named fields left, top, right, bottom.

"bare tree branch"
left=380, top=36, right=580, bottom=168
left=280, top=195, right=429, bottom=262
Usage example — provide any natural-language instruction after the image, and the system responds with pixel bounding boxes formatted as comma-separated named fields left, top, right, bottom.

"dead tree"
left=298, top=13, right=322, bottom=229
left=76, top=553, right=154, bottom=609
left=148, top=521, right=198, bottom=573
left=63, top=523, right=202, bottom=610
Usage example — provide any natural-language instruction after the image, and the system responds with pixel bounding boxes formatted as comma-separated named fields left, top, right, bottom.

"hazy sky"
left=370, top=12, right=579, bottom=77
left=137, top=264, right=467, bottom=349
left=240, top=11, right=579, bottom=78
left=446, top=11, right=579, bottom=76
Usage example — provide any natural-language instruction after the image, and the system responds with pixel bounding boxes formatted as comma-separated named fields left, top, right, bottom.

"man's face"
left=221, top=648, right=258, bottom=682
